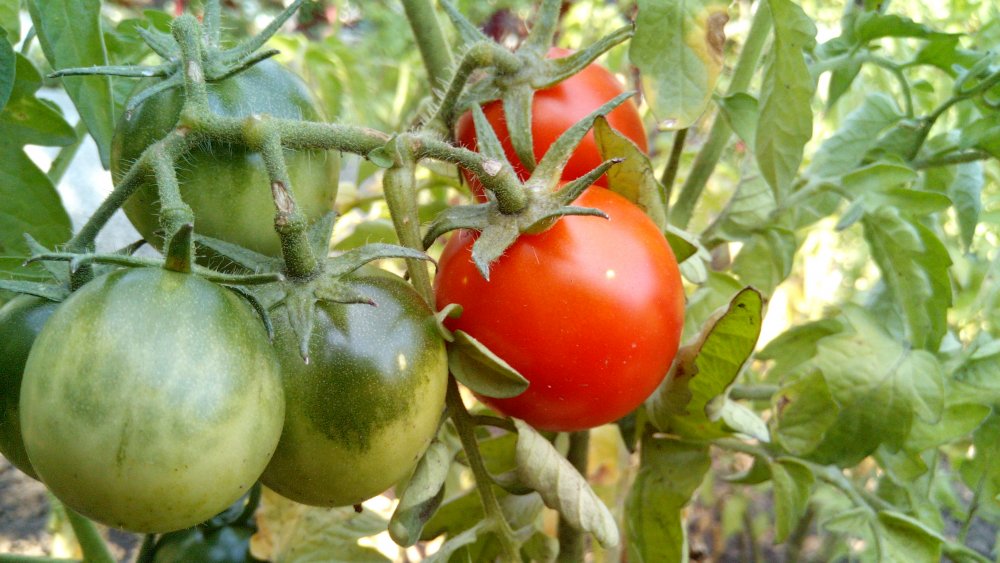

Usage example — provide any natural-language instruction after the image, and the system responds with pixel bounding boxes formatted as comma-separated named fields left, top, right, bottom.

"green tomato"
left=261, top=268, right=448, bottom=507
left=153, top=526, right=261, bottom=563
left=111, top=59, right=339, bottom=257
left=19, top=267, right=285, bottom=533
left=0, top=295, right=59, bottom=479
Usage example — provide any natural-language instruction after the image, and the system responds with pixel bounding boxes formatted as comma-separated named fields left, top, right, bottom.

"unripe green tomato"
left=261, top=268, right=448, bottom=507
left=0, top=294, right=59, bottom=479
left=111, top=60, right=339, bottom=257
left=19, top=268, right=285, bottom=533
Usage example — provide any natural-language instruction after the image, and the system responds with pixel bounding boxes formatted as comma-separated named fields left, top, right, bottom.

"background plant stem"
left=557, top=430, right=591, bottom=563
left=400, top=0, right=454, bottom=96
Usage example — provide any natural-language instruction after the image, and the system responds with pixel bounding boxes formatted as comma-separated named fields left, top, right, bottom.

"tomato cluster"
left=0, top=63, right=448, bottom=535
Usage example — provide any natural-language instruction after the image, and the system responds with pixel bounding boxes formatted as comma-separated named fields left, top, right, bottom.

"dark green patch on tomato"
left=261, top=268, right=448, bottom=507
left=19, top=267, right=285, bottom=533
left=0, top=295, right=59, bottom=479
left=111, top=59, right=339, bottom=257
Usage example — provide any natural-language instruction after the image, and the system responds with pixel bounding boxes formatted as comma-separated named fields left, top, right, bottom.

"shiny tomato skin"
left=19, top=268, right=285, bottom=533
left=111, top=60, right=339, bottom=257
left=455, top=48, right=647, bottom=199
left=0, top=295, right=59, bottom=479
left=261, top=268, right=448, bottom=507
left=434, top=188, right=684, bottom=431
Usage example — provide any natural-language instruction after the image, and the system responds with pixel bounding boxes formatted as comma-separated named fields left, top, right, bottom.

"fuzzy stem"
left=260, top=132, right=319, bottom=279
left=411, top=136, right=529, bottom=213
left=670, top=4, right=772, bottom=229
left=172, top=15, right=210, bottom=112
left=429, top=41, right=521, bottom=132
left=446, top=378, right=522, bottom=562
left=150, top=142, right=194, bottom=246
left=401, top=0, right=454, bottom=95
left=557, top=430, right=591, bottom=563
left=65, top=510, right=114, bottom=563
left=382, top=162, right=435, bottom=303
left=913, top=149, right=991, bottom=169
left=660, top=127, right=688, bottom=209
left=136, top=534, right=157, bottom=563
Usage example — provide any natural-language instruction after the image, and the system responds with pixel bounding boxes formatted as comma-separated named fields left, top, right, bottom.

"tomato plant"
left=18, top=267, right=285, bottom=533
left=0, top=294, right=59, bottom=480
left=435, top=187, right=684, bottom=431
left=455, top=48, right=647, bottom=199
left=111, top=59, right=339, bottom=257
left=261, top=268, right=448, bottom=507
left=152, top=527, right=260, bottom=563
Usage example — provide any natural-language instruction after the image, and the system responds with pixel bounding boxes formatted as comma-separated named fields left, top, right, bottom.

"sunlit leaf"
left=630, top=0, right=729, bottom=130
left=770, top=458, right=814, bottom=543
left=948, top=161, right=983, bottom=251
left=807, top=93, right=902, bottom=179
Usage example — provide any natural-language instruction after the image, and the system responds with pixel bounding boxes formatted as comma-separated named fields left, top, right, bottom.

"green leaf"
left=959, top=113, right=1000, bottom=160
left=807, top=94, right=903, bottom=179
left=717, top=400, right=770, bottom=442
left=821, top=507, right=871, bottom=535
left=960, top=411, right=1000, bottom=514
left=594, top=116, right=668, bottom=230
left=389, top=441, right=455, bottom=547
left=770, top=458, right=814, bottom=543
left=716, top=92, right=758, bottom=151
left=772, top=370, right=838, bottom=456
left=0, top=1, right=19, bottom=43
left=948, top=161, right=983, bottom=251
left=706, top=170, right=776, bottom=241
left=854, top=12, right=951, bottom=42
left=448, top=330, right=529, bottom=399
left=0, top=53, right=73, bottom=279
left=759, top=319, right=843, bottom=381
left=0, top=32, right=13, bottom=111
left=625, top=437, right=710, bottom=563
left=905, top=403, right=990, bottom=453
left=802, top=307, right=945, bottom=466
left=630, top=0, right=729, bottom=130
left=681, top=272, right=745, bottom=344
left=664, top=225, right=701, bottom=264
left=731, top=227, right=797, bottom=296
left=27, top=0, right=115, bottom=168
left=647, top=287, right=764, bottom=439
left=755, top=0, right=816, bottom=201
left=425, top=521, right=489, bottom=563
left=840, top=161, right=917, bottom=196
left=513, top=419, right=619, bottom=548
left=875, top=511, right=944, bottom=563
left=862, top=207, right=951, bottom=350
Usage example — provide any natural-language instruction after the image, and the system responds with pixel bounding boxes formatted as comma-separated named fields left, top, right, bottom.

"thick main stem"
left=65, top=509, right=114, bottom=563
left=400, top=0, right=454, bottom=95
left=557, top=430, right=591, bottom=563
left=382, top=161, right=434, bottom=303
left=670, top=3, right=772, bottom=229
left=260, top=132, right=319, bottom=279
left=446, top=379, right=522, bottom=562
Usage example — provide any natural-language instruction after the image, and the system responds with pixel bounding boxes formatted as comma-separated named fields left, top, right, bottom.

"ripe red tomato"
left=455, top=48, right=647, bottom=200
left=434, top=188, right=684, bottom=431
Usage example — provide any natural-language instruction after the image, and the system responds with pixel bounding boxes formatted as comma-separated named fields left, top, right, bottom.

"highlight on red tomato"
left=434, top=187, right=684, bottom=432
left=455, top=48, right=647, bottom=200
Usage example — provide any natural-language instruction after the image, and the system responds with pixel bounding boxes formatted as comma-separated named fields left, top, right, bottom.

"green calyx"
left=423, top=94, right=632, bottom=280
left=50, top=0, right=307, bottom=117
left=198, top=213, right=432, bottom=364
left=435, top=0, right=633, bottom=171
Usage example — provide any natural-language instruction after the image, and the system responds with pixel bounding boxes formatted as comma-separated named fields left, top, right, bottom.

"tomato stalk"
left=381, top=159, right=434, bottom=303
left=446, top=378, right=523, bottom=563
left=65, top=508, right=115, bottom=563
left=556, top=430, right=591, bottom=563
left=670, top=3, right=772, bottom=229
left=258, top=132, right=319, bottom=279
left=426, top=41, right=522, bottom=134
left=400, top=0, right=454, bottom=96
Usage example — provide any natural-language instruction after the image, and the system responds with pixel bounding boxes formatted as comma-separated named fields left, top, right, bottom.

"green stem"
left=729, top=384, right=778, bottom=402
left=811, top=52, right=914, bottom=117
left=64, top=510, right=114, bottom=563
left=660, top=127, right=688, bottom=209
left=172, top=15, right=210, bottom=112
left=400, top=0, right=454, bottom=95
left=0, top=557, right=80, bottom=563
left=260, top=131, right=319, bottom=279
left=150, top=142, right=194, bottom=245
left=913, top=149, right=991, bottom=169
left=670, top=3, right=772, bottom=229
left=382, top=160, right=434, bottom=303
left=784, top=504, right=815, bottom=563
left=446, top=378, right=522, bottom=562
left=556, top=430, right=590, bottom=563
left=19, top=27, right=36, bottom=55
left=47, top=121, right=88, bottom=186
left=429, top=41, right=521, bottom=132
left=136, top=534, right=158, bottom=563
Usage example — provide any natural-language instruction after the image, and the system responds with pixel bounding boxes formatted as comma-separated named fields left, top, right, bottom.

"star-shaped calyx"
left=49, top=0, right=308, bottom=116
left=198, top=213, right=430, bottom=364
left=436, top=0, right=633, bottom=171
left=422, top=93, right=632, bottom=279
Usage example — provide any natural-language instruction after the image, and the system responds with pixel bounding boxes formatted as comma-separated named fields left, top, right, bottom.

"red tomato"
left=455, top=48, right=647, bottom=200
left=434, top=188, right=684, bottom=431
